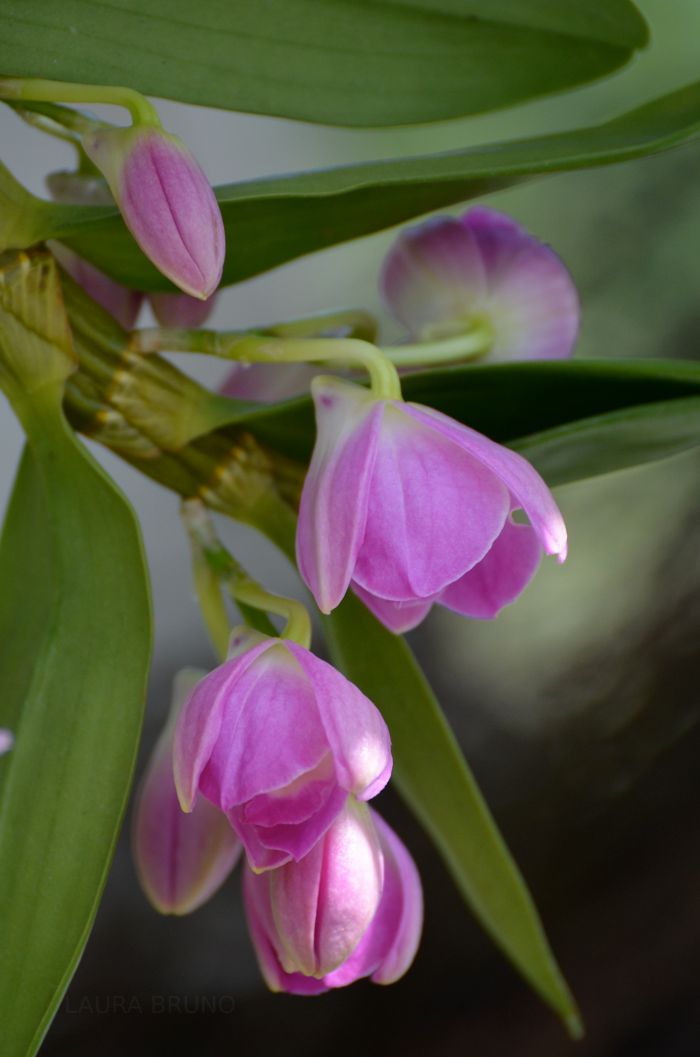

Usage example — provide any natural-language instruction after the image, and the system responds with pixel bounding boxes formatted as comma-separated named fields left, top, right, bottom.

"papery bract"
left=82, top=125, right=224, bottom=299
left=244, top=802, right=423, bottom=991
left=381, top=207, right=579, bottom=361
left=149, top=291, right=218, bottom=328
left=132, top=670, right=241, bottom=915
left=173, top=629, right=392, bottom=871
left=297, top=376, right=566, bottom=632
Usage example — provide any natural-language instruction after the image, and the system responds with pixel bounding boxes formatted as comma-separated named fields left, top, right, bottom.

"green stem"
left=133, top=329, right=402, bottom=401
left=380, top=321, right=494, bottom=368
left=0, top=77, right=161, bottom=127
left=6, top=101, right=85, bottom=144
left=181, top=499, right=310, bottom=648
left=268, top=308, right=378, bottom=343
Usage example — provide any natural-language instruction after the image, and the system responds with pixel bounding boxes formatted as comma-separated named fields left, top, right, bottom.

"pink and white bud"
left=297, top=376, right=567, bottom=633
left=51, top=243, right=143, bottom=329
left=132, top=670, right=241, bottom=915
left=381, top=207, right=579, bottom=361
left=82, top=125, right=225, bottom=300
left=173, top=629, right=392, bottom=872
left=149, top=291, right=218, bottom=328
left=244, top=802, right=423, bottom=992
left=218, top=362, right=319, bottom=403
left=0, top=728, right=13, bottom=755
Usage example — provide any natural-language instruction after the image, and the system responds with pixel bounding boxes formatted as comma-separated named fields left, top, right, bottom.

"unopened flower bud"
left=132, top=669, right=241, bottom=915
left=82, top=125, right=225, bottom=300
left=219, top=362, right=318, bottom=402
left=149, top=291, right=217, bottom=328
left=244, top=802, right=423, bottom=992
left=51, top=243, right=143, bottom=329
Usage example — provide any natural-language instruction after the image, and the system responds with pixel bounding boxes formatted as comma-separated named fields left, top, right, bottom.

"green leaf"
left=195, top=358, right=700, bottom=485
left=0, top=400, right=151, bottom=1050
left=0, top=0, right=646, bottom=127
left=324, top=593, right=581, bottom=1035
left=13, top=79, right=700, bottom=290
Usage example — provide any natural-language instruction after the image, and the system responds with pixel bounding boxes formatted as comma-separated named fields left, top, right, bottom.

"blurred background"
left=1, top=0, right=699, bottom=1053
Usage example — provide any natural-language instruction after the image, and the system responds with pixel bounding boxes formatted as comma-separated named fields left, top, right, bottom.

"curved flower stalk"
left=381, top=207, right=579, bottom=362
left=173, top=627, right=392, bottom=871
left=244, top=799, right=423, bottom=992
left=82, top=124, right=225, bottom=299
left=132, top=670, right=241, bottom=914
left=297, top=375, right=567, bottom=633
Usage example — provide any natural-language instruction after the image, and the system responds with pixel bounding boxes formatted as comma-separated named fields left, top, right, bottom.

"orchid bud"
left=219, top=362, right=318, bottom=402
left=297, top=376, right=567, bottom=633
left=0, top=728, right=13, bottom=755
left=149, top=291, right=217, bottom=328
left=132, top=670, right=241, bottom=915
left=244, top=803, right=423, bottom=992
left=381, top=207, right=579, bottom=361
left=82, top=125, right=225, bottom=299
left=173, top=627, right=392, bottom=872
left=51, top=243, right=143, bottom=330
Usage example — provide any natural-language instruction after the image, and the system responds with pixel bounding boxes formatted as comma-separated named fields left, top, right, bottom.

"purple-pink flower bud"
left=381, top=207, right=579, bottom=361
left=149, top=291, right=218, bottom=328
left=82, top=125, right=225, bottom=300
left=173, top=629, right=392, bottom=872
left=219, top=362, right=319, bottom=403
left=297, top=376, right=567, bottom=633
left=244, top=801, right=423, bottom=992
left=51, top=243, right=143, bottom=329
left=132, top=670, right=241, bottom=915
left=0, top=728, right=13, bottom=755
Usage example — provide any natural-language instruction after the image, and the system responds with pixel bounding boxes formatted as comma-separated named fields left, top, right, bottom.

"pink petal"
left=297, top=377, right=384, bottom=613
left=150, top=291, right=217, bottom=327
left=462, top=207, right=579, bottom=361
left=285, top=643, right=392, bottom=801
left=198, top=645, right=328, bottom=809
left=440, top=516, right=542, bottom=619
left=172, top=638, right=274, bottom=811
left=369, top=812, right=423, bottom=984
left=402, top=402, right=567, bottom=560
left=231, top=784, right=348, bottom=871
left=132, top=738, right=241, bottom=915
left=219, top=362, right=319, bottom=402
left=243, top=867, right=328, bottom=994
left=269, top=800, right=384, bottom=977
left=352, top=403, right=510, bottom=600
left=380, top=216, right=487, bottom=339
left=352, top=583, right=435, bottom=634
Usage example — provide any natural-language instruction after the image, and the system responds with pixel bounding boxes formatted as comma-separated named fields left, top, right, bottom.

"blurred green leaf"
left=200, top=358, right=700, bottom=485
left=0, top=0, right=645, bottom=127
left=324, top=592, right=581, bottom=1035
left=13, top=79, right=700, bottom=289
left=0, top=379, right=151, bottom=1050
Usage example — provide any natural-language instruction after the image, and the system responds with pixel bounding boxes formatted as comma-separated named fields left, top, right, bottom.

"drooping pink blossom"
left=82, top=125, right=225, bottom=299
left=244, top=800, right=423, bottom=991
left=381, top=207, right=579, bottom=361
left=132, top=670, right=241, bottom=915
left=297, top=376, right=566, bottom=633
left=173, top=629, right=392, bottom=872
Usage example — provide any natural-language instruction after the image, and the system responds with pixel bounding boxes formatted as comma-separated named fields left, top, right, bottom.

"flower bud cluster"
left=134, top=630, right=422, bottom=992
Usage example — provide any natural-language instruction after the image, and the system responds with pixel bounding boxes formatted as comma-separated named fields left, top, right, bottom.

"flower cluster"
left=132, top=203, right=574, bottom=996
left=134, top=631, right=422, bottom=992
